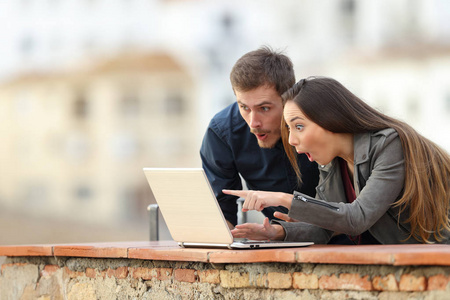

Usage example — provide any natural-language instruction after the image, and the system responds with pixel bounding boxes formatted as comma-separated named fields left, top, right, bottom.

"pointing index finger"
left=222, top=189, right=249, bottom=197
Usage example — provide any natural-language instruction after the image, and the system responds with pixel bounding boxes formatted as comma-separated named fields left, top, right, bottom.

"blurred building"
left=0, top=0, right=449, bottom=226
left=0, top=53, right=198, bottom=223
left=327, top=46, right=450, bottom=151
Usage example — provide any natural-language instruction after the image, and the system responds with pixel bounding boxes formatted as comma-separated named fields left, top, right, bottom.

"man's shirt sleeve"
left=200, top=119, right=243, bottom=226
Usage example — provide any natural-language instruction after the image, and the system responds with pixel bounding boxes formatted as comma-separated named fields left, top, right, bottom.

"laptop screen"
left=143, top=168, right=234, bottom=244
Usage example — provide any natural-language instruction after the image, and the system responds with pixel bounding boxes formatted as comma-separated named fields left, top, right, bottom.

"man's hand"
left=231, top=217, right=286, bottom=241
left=226, top=220, right=235, bottom=230
left=223, top=189, right=292, bottom=212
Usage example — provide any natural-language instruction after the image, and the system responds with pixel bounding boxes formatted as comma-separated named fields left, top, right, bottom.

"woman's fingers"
left=222, top=189, right=249, bottom=198
left=273, top=211, right=298, bottom=222
left=243, top=191, right=265, bottom=212
left=223, top=189, right=277, bottom=212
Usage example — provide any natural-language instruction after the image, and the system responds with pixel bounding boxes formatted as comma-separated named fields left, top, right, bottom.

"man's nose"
left=249, top=112, right=261, bottom=128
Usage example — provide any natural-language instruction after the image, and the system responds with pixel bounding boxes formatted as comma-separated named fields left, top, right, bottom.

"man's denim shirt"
left=200, top=102, right=319, bottom=226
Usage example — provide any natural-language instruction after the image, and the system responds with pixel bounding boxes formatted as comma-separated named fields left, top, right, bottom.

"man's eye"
left=240, top=105, right=249, bottom=111
left=261, top=107, right=270, bottom=112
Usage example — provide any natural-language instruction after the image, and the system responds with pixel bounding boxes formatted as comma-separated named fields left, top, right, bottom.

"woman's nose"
left=288, top=132, right=298, bottom=146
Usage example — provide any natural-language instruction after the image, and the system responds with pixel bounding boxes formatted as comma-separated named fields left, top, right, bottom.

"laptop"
left=143, top=167, right=313, bottom=249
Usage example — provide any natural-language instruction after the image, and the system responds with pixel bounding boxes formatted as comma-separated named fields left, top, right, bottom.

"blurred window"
left=341, top=0, right=355, bottom=15
left=74, top=92, right=88, bottom=119
left=74, top=185, right=93, bottom=201
left=164, top=93, right=185, bottom=115
left=120, top=92, right=140, bottom=117
left=221, top=12, right=234, bottom=36
left=340, top=0, right=356, bottom=42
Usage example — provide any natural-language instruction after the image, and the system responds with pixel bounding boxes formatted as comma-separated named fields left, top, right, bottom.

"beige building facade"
left=0, top=53, right=199, bottom=224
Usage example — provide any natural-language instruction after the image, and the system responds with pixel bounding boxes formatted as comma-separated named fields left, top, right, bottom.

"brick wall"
left=1, top=257, right=449, bottom=299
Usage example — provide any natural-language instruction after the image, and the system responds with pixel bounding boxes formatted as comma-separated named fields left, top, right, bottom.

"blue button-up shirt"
left=200, top=102, right=319, bottom=226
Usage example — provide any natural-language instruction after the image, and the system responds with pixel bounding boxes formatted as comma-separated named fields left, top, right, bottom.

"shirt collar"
left=354, top=132, right=370, bottom=165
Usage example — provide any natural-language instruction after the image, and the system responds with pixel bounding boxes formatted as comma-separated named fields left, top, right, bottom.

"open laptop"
left=143, top=167, right=313, bottom=249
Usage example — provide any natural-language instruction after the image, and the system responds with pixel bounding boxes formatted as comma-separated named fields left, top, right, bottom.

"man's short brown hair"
left=230, top=46, right=295, bottom=96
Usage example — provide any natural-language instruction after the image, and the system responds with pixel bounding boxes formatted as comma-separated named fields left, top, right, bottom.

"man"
left=200, top=46, right=319, bottom=229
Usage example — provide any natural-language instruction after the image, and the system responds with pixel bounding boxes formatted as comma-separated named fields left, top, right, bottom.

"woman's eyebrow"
left=289, top=116, right=303, bottom=122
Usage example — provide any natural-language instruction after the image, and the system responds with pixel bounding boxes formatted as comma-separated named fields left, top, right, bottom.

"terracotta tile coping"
left=0, top=241, right=449, bottom=266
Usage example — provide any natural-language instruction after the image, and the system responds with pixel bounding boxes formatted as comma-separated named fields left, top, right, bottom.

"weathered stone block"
left=372, top=274, right=398, bottom=291
left=319, top=273, right=372, bottom=291
left=399, top=274, right=426, bottom=292
left=268, top=272, right=292, bottom=289
left=428, top=274, right=450, bottom=291
left=198, top=269, right=220, bottom=284
left=174, top=269, right=197, bottom=283
left=67, top=282, right=96, bottom=300
left=64, top=267, right=84, bottom=278
left=292, top=272, right=319, bottom=290
left=41, top=265, right=60, bottom=278
left=249, top=273, right=268, bottom=288
left=131, top=267, right=153, bottom=280
left=85, top=267, right=96, bottom=278
left=220, top=270, right=250, bottom=288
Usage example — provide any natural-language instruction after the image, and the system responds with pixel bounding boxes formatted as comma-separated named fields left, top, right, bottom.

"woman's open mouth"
left=298, top=151, right=313, bottom=162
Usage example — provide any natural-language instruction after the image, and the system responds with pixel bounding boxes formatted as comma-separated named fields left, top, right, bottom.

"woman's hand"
left=231, top=217, right=286, bottom=241
left=222, top=189, right=293, bottom=212
left=273, top=211, right=299, bottom=223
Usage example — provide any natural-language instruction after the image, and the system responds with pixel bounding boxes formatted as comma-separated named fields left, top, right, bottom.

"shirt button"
left=362, top=154, right=367, bottom=160
left=319, top=186, right=324, bottom=192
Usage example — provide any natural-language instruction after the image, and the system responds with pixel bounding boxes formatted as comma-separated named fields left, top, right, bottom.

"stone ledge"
left=1, top=241, right=450, bottom=266
left=1, top=257, right=450, bottom=299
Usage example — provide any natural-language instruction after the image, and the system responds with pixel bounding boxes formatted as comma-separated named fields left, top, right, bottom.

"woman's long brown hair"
left=281, top=77, right=450, bottom=243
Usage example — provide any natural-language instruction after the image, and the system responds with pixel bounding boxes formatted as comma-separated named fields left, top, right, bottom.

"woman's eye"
left=295, top=124, right=304, bottom=131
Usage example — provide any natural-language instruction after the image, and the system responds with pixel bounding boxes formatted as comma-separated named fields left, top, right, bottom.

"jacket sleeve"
left=272, top=220, right=334, bottom=244
left=200, top=120, right=243, bottom=226
left=288, top=131, right=405, bottom=236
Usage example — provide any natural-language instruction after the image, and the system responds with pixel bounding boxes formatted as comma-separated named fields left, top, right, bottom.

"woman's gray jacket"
left=277, top=128, right=450, bottom=244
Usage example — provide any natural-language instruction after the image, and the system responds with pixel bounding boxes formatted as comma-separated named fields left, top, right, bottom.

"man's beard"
left=251, top=129, right=280, bottom=149
left=257, top=139, right=277, bottom=149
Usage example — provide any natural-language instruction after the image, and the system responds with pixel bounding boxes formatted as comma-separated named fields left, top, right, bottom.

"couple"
left=200, top=47, right=450, bottom=244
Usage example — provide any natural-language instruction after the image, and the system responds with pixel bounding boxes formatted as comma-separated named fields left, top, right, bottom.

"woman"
left=223, top=77, right=450, bottom=244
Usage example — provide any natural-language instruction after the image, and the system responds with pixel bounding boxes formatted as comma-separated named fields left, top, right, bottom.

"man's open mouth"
left=255, top=133, right=267, bottom=140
